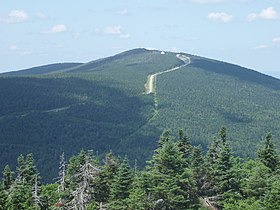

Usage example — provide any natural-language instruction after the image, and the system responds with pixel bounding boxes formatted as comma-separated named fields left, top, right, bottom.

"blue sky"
left=1, top=0, right=280, bottom=78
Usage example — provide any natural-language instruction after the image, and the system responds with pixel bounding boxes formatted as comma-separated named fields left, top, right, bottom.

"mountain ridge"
left=2, top=48, right=279, bottom=85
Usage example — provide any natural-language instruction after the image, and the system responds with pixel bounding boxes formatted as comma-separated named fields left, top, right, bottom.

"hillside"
left=0, top=48, right=280, bottom=181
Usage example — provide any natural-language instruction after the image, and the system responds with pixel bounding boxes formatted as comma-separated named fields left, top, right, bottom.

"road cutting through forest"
left=145, top=54, right=191, bottom=94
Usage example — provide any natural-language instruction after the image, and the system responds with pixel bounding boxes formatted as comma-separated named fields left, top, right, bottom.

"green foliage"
left=0, top=183, right=8, bottom=210
left=2, top=165, right=14, bottom=190
left=223, top=198, right=261, bottom=210
left=108, top=157, right=132, bottom=209
left=155, top=60, right=280, bottom=158
left=128, top=172, right=150, bottom=210
left=257, top=133, right=279, bottom=171
left=7, top=180, right=33, bottom=210
left=0, top=128, right=279, bottom=209
left=40, top=183, right=60, bottom=209
left=242, top=161, right=270, bottom=198
left=147, top=132, right=199, bottom=209
left=262, top=180, right=280, bottom=210
left=93, top=151, right=119, bottom=204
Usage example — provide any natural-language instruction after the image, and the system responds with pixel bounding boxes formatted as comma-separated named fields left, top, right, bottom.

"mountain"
left=1, top=48, right=280, bottom=181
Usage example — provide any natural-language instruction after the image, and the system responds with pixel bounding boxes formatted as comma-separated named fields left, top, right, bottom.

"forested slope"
left=0, top=48, right=279, bottom=181
left=154, top=60, right=280, bottom=156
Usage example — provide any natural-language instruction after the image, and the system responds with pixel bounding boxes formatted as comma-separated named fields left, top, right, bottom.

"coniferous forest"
left=0, top=128, right=279, bottom=210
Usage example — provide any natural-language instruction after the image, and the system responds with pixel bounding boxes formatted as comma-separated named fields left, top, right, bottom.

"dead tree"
left=66, top=157, right=100, bottom=210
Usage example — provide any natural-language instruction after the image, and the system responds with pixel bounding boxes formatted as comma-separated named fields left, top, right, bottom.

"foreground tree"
left=257, top=133, right=278, bottom=171
left=66, top=152, right=99, bottom=210
left=93, top=151, right=119, bottom=207
left=108, top=157, right=132, bottom=210
left=147, top=131, right=199, bottom=209
left=204, top=127, right=240, bottom=208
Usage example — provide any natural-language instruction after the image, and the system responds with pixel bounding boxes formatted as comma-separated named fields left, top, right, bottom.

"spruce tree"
left=257, top=133, right=278, bottom=171
left=262, top=180, right=280, bottom=210
left=191, top=145, right=205, bottom=196
left=0, top=183, right=8, bottom=210
left=205, top=127, right=239, bottom=207
left=177, top=129, right=193, bottom=166
left=147, top=134, right=199, bottom=209
left=109, top=157, right=132, bottom=210
left=243, top=161, right=270, bottom=198
left=128, top=172, right=149, bottom=210
left=2, top=165, right=14, bottom=190
left=93, top=151, right=119, bottom=207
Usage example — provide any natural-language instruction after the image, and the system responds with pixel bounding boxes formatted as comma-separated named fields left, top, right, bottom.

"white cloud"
left=9, top=44, right=20, bottom=51
left=254, top=44, right=268, bottom=50
left=273, top=37, right=280, bottom=43
left=171, top=47, right=179, bottom=52
left=191, top=0, right=255, bottom=2
left=246, top=13, right=258, bottom=22
left=95, top=25, right=131, bottom=39
left=104, top=25, right=122, bottom=35
left=43, top=24, right=67, bottom=34
left=247, top=7, right=279, bottom=22
left=94, top=28, right=101, bottom=34
left=0, top=10, right=29, bottom=23
left=190, top=0, right=225, bottom=3
left=36, top=12, right=48, bottom=20
left=259, top=7, right=278, bottom=19
left=117, top=9, right=128, bottom=15
left=120, top=33, right=131, bottom=39
left=207, top=12, right=233, bottom=23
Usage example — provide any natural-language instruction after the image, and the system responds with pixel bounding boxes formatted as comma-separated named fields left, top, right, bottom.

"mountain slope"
left=0, top=48, right=279, bottom=181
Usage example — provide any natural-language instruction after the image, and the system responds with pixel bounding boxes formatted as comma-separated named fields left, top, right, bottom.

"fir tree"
left=262, top=180, right=280, bottom=210
left=109, top=157, right=132, bottom=210
left=191, top=145, right=205, bottom=196
left=0, top=183, right=8, bottom=210
left=257, top=133, right=278, bottom=171
left=177, top=129, right=193, bottom=166
left=147, top=135, right=199, bottom=209
left=93, top=151, right=119, bottom=206
left=2, top=165, right=14, bottom=190
left=7, top=179, right=33, bottom=210
left=128, top=172, right=149, bottom=210
left=205, top=127, right=240, bottom=207
left=243, top=161, right=270, bottom=198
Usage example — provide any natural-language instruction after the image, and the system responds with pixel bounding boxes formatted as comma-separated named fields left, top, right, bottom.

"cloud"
left=207, top=12, right=233, bottom=23
left=95, top=25, right=131, bottom=39
left=36, top=12, right=48, bottom=20
left=273, top=37, right=280, bottom=43
left=190, top=0, right=225, bottom=3
left=247, top=7, right=279, bottom=22
left=120, top=34, right=131, bottom=39
left=254, top=44, right=268, bottom=50
left=246, top=13, right=258, bottom=22
left=259, top=7, right=278, bottom=19
left=9, top=44, right=20, bottom=51
left=0, top=10, right=29, bottom=23
left=117, top=9, right=128, bottom=15
left=191, top=0, right=256, bottom=3
left=104, top=25, right=122, bottom=35
left=42, top=24, right=67, bottom=34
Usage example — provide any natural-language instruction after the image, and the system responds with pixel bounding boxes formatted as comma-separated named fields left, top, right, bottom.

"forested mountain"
left=0, top=48, right=280, bottom=181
